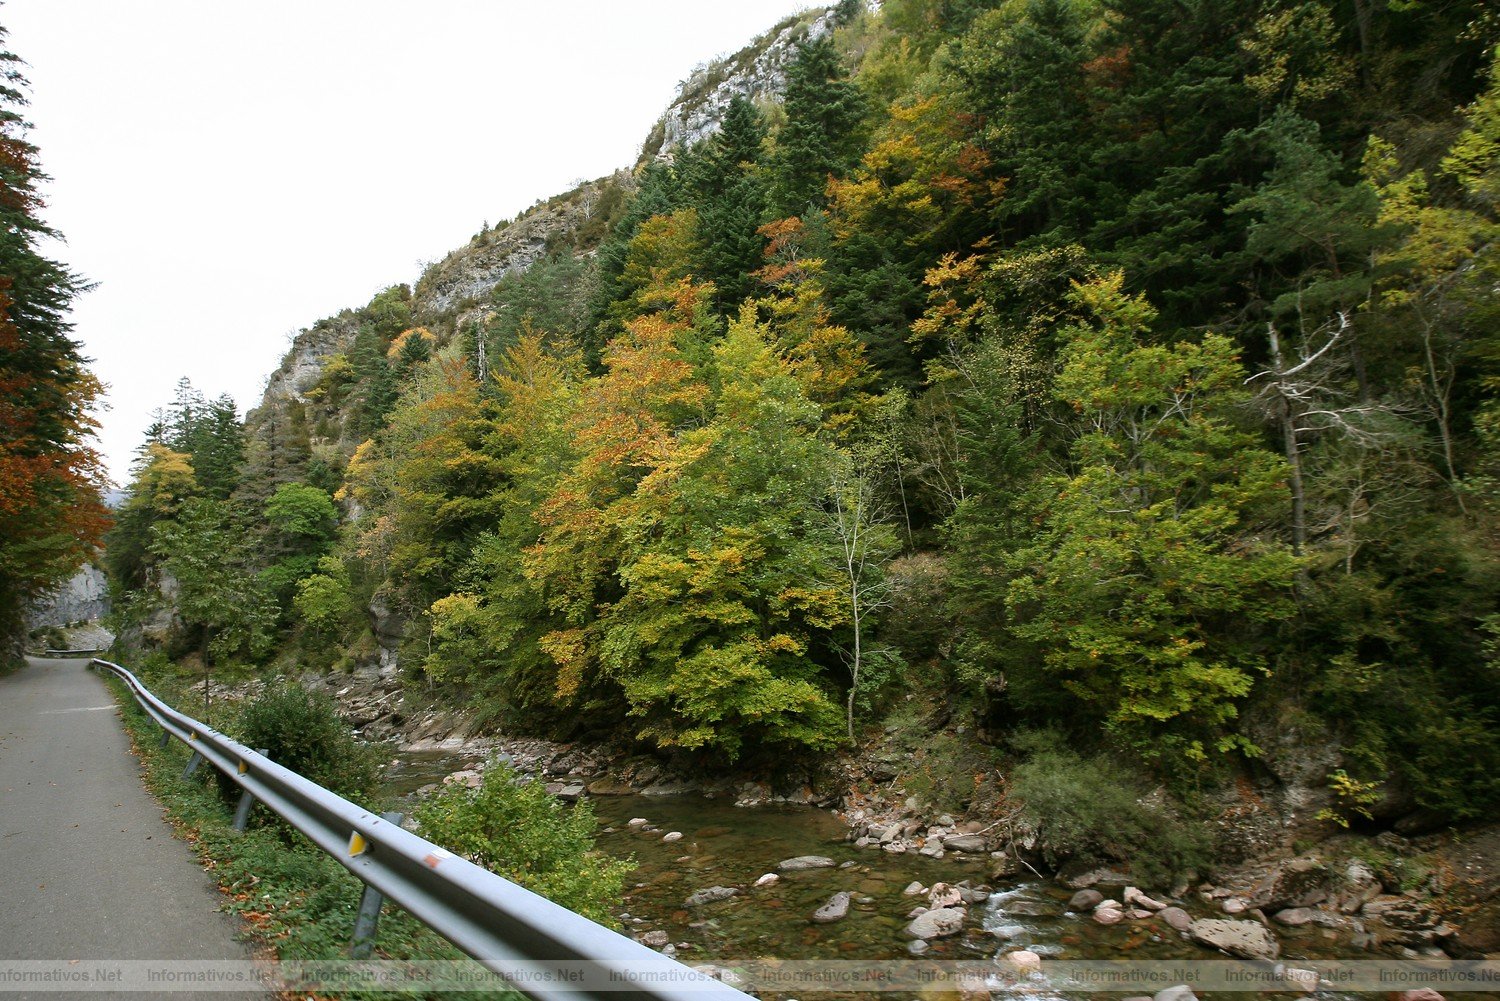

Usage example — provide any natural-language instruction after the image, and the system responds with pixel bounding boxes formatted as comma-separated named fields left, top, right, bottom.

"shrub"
left=413, top=761, right=630, bottom=927
left=226, top=684, right=381, bottom=810
left=1008, top=728, right=1211, bottom=886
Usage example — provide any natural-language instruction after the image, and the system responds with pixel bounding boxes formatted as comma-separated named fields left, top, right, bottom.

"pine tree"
left=684, top=96, right=769, bottom=312
left=768, top=35, right=868, bottom=218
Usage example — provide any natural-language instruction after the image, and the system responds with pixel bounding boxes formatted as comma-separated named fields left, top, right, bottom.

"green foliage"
left=149, top=497, right=278, bottom=663
left=264, top=482, right=337, bottom=542
left=229, top=683, right=381, bottom=808
left=681, top=95, right=769, bottom=312
left=412, top=761, right=630, bottom=926
left=1008, top=728, right=1212, bottom=885
left=1005, top=276, right=1301, bottom=759
left=1316, top=769, right=1382, bottom=828
left=482, top=250, right=591, bottom=361
left=293, top=557, right=355, bottom=641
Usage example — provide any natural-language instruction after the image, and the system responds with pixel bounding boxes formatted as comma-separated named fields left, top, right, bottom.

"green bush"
left=226, top=684, right=381, bottom=810
left=413, top=761, right=630, bottom=927
left=1008, top=729, right=1211, bottom=886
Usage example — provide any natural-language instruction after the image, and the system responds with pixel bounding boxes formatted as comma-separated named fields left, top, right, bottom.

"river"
left=381, top=750, right=1364, bottom=998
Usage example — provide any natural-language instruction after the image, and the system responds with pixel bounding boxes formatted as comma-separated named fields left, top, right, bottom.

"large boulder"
left=903, top=906, right=967, bottom=940
left=1255, top=857, right=1330, bottom=910
left=1188, top=918, right=1281, bottom=960
left=778, top=855, right=836, bottom=872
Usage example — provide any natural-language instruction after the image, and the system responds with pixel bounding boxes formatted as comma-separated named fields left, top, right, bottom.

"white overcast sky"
left=5, top=0, right=814, bottom=485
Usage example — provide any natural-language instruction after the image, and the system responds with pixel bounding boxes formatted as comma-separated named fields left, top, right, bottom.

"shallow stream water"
left=381, top=751, right=1361, bottom=998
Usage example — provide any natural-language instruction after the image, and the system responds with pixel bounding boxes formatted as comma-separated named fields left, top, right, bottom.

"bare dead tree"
left=1247, top=312, right=1416, bottom=559
left=826, top=458, right=899, bottom=742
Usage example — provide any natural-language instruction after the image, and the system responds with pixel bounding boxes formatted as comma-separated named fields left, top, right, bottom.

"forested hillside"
left=109, top=0, right=1500, bottom=828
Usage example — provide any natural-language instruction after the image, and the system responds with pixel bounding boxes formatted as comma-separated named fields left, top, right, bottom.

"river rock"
left=903, top=906, right=967, bottom=940
left=1006, top=950, right=1042, bottom=973
left=1281, top=967, right=1319, bottom=993
left=1154, top=986, right=1198, bottom=1001
left=627, top=818, right=649, bottom=827
left=1159, top=906, right=1192, bottom=931
left=944, top=834, right=987, bottom=853
left=1093, top=906, right=1124, bottom=926
left=1125, top=886, right=1167, bottom=910
left=907, top=939, right=929, bottom=956
left=903, top=881, right=927, bottom=896
left=685, top=886, right=739, bottom=907
left=544, top=781, right=585, bottom=801
left=989, top=854, right=1022, bottom=881
left=1069, top=889, right=1105, bottom=911
left=586, top=776, right=635, bottom=796
left=1188, top=918, right=1281, bottom=960
left=929, top=883, right=963, bottom=909
left=1061, top=863, right=1133, bottom=889
left=778, top=855, right=836, bottom=872
left=1256, top=857, right=1330, bottom=910
left=662, top=831, right=683, bottom=842
left=1272, top=907, right=1322, bottom=926
left=444, top=769, right=482, bottom=788
left=1336, top=861, right=1383, bottom=913
left=813, top=892, right=851, bottom=923
left=957, top=885, right=990, bottom=905
left=754, top=873, right=779, bottom=887
left=1390, top=991, right=1445, bottom=1001
left=638, top=930, right=671, bottom=949
left=918, top=843, right=945, bottom=859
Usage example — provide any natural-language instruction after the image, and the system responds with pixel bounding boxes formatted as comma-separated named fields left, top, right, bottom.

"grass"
left=103, top=672, right=517, bottom=1001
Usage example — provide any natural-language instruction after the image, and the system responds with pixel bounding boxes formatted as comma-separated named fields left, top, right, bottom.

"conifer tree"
left=685, top=96, right=769, bottom=312
left=768, top=35, right=868, bottom=218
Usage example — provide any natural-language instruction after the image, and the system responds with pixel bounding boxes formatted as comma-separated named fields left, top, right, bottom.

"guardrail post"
left=232, top=750, right=269, bottom=832
left=349, top=811, right=404, bottom=959
left=181, top=750, right=203, bottom=780
left=158, top=728, right=171, bottom=749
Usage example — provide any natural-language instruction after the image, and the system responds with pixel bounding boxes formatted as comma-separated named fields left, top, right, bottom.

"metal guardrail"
left=91, top=658, right=751, bottom=1001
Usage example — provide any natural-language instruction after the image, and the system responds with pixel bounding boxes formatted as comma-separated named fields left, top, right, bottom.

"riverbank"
left=164, top=659, right=1500, bottom=970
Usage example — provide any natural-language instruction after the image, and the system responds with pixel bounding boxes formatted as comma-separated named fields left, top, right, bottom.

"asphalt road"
left=0, top=657, right=268, bottom=999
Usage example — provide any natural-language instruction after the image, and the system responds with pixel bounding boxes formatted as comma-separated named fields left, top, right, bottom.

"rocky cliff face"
left=28, top=563, right=109, bottom=628
left=259, top=313, right=362, bottom=408
left=646, top=9, right=837, bottom=158
left=248, top=7, right=838, bottom=438
left=412, top=172, right=624, bottom=324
